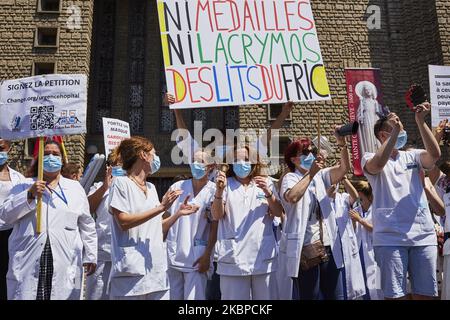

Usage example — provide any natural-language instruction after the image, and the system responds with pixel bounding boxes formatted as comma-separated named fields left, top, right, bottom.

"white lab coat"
left=0, top=167, right=28, bottom=230
left=0, top=176, right=97, bottom=300
left=334, top=193, right=366, bottom=300
left=354, top=206, right=383, bottom=300
left=283, top=169, right=344, bottom=279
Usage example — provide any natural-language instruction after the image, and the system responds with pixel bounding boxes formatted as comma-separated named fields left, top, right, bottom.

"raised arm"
left=364, top=113, right=402, bottom=175
left=423, top=177, right=445, bottom=216
left=284, top=158, right=324, bottom=204
left=211, top=171, right=226, bottom=220
left=260, top=101, right=294, bottom=148
left=342, top=176, right=359, bottom=206
left=329, top=126, right=351, bottom=185
left=88, top=167, right=112, bottom=214
left=164, top=92, right=188, bottom=131
left=415, top=103, right=441, bottom=169
left=429, top=120, right=448, bottom=185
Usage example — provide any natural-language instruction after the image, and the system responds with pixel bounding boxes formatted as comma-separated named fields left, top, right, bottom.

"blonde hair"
left=352, top=180, right=373, bottom=200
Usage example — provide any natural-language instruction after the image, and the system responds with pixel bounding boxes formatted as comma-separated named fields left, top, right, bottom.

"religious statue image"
left=355, top=81, right=384, bottom=156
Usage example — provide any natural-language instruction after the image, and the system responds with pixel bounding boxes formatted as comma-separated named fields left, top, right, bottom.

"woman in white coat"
left=0, top=138, right=28, bottom=300
left=0, top=140, right=97, bottom=300
left=85, top=150, right=124, bottom=300
left=349, top=180, right=383, bottom=300
left=212, top=145, right=283, bottom=300
left=331, top=178, right=366, bottom=300
left=280, top=127, right=350, bottom=300
left=164, top=149, right=217, bottom=300
left=108, top=136, right=199, bottom=300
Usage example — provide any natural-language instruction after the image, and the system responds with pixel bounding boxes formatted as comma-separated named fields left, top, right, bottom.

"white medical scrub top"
left=362, top=150, right=436, bottom=247
left=108, top=177, right=168, bottom=297
left=88, top=182, right=112, bottom=262
left=216, top=177, right=279, bottom=276
left=166, top=179, right=216, bottom=272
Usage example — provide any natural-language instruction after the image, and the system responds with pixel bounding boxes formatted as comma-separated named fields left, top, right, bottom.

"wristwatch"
left=265, top=191, right=274, bottom=198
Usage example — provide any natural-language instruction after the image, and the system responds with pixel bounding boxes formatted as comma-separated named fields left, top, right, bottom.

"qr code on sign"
left=30, top=105, right=56, bottom=131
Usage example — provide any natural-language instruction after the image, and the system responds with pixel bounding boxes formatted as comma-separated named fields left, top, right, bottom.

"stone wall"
left=239, top=0, right=449, bottom=169
left=0, top=0, right=94, bottom=173
left=1, top=0, right=449, bottom=177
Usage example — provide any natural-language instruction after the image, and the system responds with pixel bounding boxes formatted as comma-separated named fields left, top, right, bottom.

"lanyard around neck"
left=47, top=183, right=68, bottom=205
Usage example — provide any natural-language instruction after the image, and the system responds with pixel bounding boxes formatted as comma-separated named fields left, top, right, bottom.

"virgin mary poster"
left=345, top=69, right=388, bottom=176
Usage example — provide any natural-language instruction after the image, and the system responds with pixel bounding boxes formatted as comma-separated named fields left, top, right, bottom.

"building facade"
left=0, top=0, right=449, bottom=194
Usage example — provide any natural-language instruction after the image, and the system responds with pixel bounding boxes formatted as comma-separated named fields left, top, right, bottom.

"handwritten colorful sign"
left=157, top=0, right=331, bottom=109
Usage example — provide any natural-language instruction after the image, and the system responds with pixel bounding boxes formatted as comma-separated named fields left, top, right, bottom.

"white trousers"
left=220, top=273, right=278, bottom=300
left=85, top=260, right=112, bottom=300
left=111, top=290, right=170, bottom=300
left=276, top=252, right=293, bottom=300
left=168, top=267, right=207, bottom=300
left=442, top=255, right=450, bottom=300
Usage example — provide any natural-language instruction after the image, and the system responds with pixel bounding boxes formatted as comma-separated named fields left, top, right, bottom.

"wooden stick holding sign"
left=60, top=138, right=68, bottom=163
left=36, top=136, right=44, bottom=234
left=317, top=107, right=321, bottom=156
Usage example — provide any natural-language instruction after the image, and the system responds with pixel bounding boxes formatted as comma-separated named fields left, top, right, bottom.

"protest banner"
left=0, top=74, right=87, bottom=233
left=429, top=65, right=450, bottom=127
left=0, top=74, right=87, bottom=139
left=102, top=117, right=130, bottom=157
left=345, top=69, right=386, bottom=176
left=157, top=0, right=331, bottom=109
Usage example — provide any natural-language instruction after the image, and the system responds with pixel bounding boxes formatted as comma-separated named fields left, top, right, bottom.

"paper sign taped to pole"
left=157, top=0, right=331, bottom=109
left=429, top=65, right=450, bottom=127
left=0, top=74, right=87, bottom=140
left=102, top=117, right=131, bottom=158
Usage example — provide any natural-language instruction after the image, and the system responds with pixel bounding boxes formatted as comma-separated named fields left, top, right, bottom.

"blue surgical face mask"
left=112, top=166, right=126, bottom=177
left=233, top=161, right=252, bottom=179
left=299, top=153, right=315, bottom=170
left=0, top=152, right=8, bottom=166
left=395, top=131, right=408, bottom=150
left=43, top=154, right=62, bottom=173
left=190, top=162, right=207, bottom=180
left=151, top=154, right=161, bottom=174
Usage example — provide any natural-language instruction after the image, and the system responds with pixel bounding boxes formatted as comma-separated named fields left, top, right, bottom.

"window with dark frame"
left=269, top=135, right=291, bottom=161
left=33, top=62, right=55, bottom=75
left=127, top=0, right=146, bottom=134
left=35, top=27, right=59, bottom=47
left=37, top=0, right=61, bottom=13
left=267, top=103, right=292, bottom=121
left=91, top=0, right=116, bottom=133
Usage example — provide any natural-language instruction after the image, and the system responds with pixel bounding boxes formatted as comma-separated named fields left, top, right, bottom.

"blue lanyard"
left=47, top=183, right=68, bottom=205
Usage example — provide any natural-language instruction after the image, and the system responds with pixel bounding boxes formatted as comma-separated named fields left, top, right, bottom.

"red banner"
left=345, top=69, right=386, bottom=176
